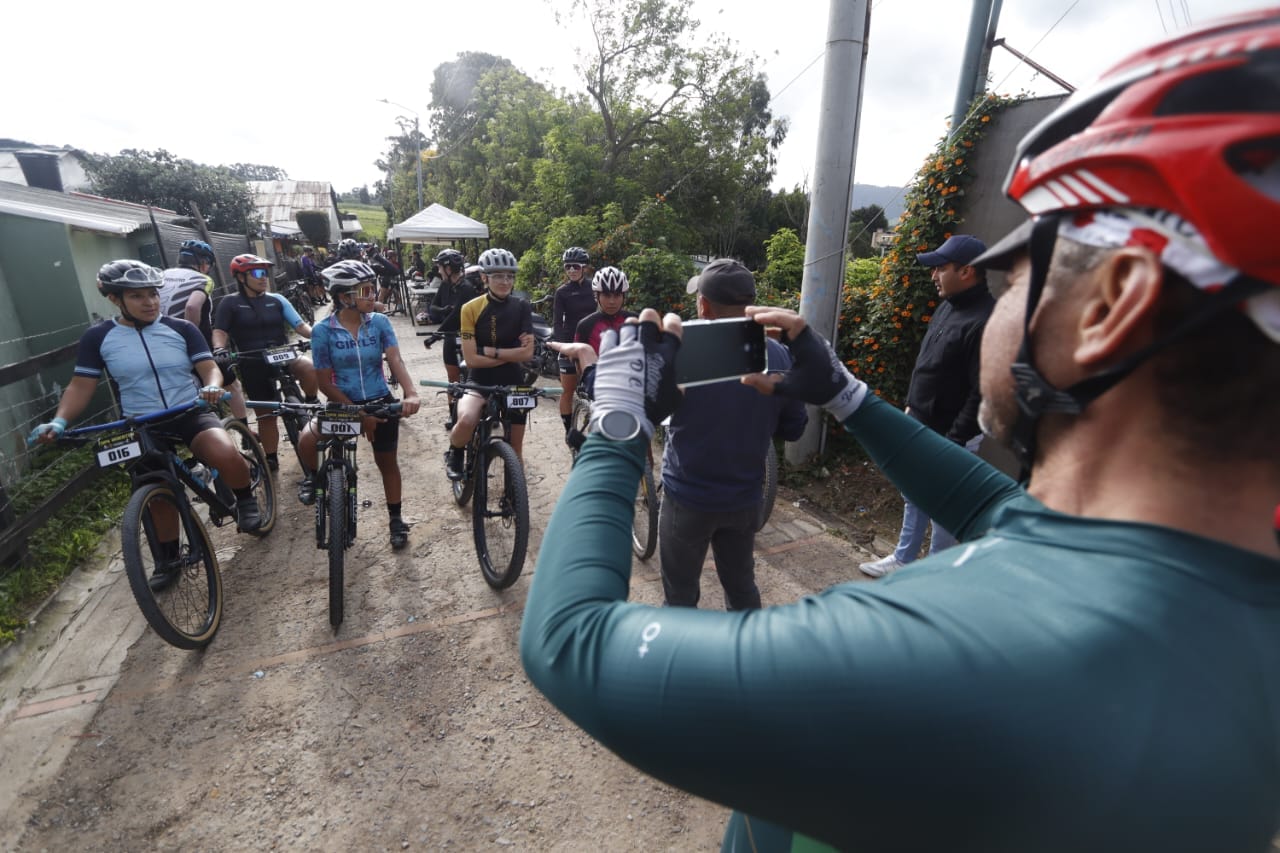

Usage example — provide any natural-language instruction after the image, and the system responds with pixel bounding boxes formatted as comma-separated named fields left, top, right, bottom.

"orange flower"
left=981, top=115, right=990, bottom=123
left=946, top=209, right=956, bottom=217
left=922, top=199, right=931, bottom=206
left=954, top=158, right=964, bottom=165
left=921, top=314, right=932, bottom=323
left=928, top=300, right=937, bottom=307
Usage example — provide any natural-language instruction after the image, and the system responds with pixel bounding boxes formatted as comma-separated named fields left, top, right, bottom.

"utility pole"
left=789, top=0, right=871, bottom=464
left=378, top=98, right=424, bottom=211
left=950, top=0, right=1000, bottom=137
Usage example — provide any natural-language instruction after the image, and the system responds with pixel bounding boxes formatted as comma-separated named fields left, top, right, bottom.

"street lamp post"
left=378, top=98, right=423, bottom=211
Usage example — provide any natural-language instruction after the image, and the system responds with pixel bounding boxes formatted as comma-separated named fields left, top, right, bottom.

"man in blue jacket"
left=659, top=258, right=807, bottom=610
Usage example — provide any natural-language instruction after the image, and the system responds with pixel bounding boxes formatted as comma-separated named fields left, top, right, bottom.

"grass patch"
left=0, top=449, right=132, bottom=647
left=342, top=203, right=389, bottom=244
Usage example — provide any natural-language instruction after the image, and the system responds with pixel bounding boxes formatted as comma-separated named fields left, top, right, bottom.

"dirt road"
left=0, top=307, right=876, bottom=851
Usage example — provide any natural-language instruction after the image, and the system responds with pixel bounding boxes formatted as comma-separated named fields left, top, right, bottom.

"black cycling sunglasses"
left=563, top=263, right=583, bottom=271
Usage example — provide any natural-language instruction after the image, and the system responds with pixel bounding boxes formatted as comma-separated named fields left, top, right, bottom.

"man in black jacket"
left=860, top=234, right=995, bottom=578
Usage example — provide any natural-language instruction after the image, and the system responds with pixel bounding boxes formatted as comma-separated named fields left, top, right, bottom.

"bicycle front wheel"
left=474, top=441, right=529, bottom=590
left=327, top=466, right=347, bottom=626
left=569, top=396, right=592, bottom=464
left=121, top=483, right=222, bottom=649
left=221, top=416, right=277, bottom=535
left=631, top=462, right=659, bottom=560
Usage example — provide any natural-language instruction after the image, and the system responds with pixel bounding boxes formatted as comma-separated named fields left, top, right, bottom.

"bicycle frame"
left=63, top=400, right=239, bottom=524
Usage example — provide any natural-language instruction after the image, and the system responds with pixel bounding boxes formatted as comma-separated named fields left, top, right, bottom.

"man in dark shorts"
left=551, top=246, right=596, bottom=438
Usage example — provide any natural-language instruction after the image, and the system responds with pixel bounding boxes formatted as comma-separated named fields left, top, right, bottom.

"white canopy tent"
left=387, top=203, right=489, bottom=242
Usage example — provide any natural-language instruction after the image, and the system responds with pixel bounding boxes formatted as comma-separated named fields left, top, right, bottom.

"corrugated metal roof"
left=248, top=180, right=337, bottom=233
left=0, top=181, right=168, bottom=235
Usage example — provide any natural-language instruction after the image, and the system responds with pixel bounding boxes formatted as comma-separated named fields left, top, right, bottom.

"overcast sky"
left=4, top=0, right=1268, bottom=201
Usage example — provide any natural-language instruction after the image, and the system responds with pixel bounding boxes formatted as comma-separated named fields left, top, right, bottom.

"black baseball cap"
left=686, top=258, right=756, bottom=305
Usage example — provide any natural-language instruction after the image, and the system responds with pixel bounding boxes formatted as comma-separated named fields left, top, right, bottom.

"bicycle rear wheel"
left=327, top=466, right=347, bottom=626
left=221, top=416, right=277, bottom=535
left=291, top=291, right=315, bottom=325
left=631, top=461, right=659, bottom=560
left=474, top=440, right=529, bottom=590
left=121, top=483, right=222, bottom=649
left=756, top=442, right=779, bottom=532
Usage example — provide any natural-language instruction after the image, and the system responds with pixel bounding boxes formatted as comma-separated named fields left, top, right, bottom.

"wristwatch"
left=589, top=409, right=642, bottom=442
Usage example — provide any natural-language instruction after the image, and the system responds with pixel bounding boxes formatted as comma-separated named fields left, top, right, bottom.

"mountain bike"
left=265, top=399, right=402, bottom=626
left=419, top=330, right=467, bottom=427
left=280, top=278, right=316, bottom=326
left=51, top=399, right=275, bottom=649
left=236, top=341, right=312, bottom=471
left=421, top=379, right=560, bottom=589
left=567, top=385, right=658, bottom=559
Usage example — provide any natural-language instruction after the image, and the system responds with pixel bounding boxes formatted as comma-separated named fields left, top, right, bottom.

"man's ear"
left=696, top=293, right=711, bottom=319
left=1074, top=248, right=1163, bottom=369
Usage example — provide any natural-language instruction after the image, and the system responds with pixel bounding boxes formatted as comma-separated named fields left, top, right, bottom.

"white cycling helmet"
left=478, top=248, right=518, bottom=273
left=591, top=266, right=629, bottom=294
left=322, top=259, right=377, bottom=294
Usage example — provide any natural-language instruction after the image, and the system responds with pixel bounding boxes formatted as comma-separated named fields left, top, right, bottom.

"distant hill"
left=851, top=184, right=906, bottom=225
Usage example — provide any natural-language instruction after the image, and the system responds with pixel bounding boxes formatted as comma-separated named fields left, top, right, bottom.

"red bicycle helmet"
left=1004, top=7, right=1280, bottom=286
left=230, top=253, right=273, bottom=275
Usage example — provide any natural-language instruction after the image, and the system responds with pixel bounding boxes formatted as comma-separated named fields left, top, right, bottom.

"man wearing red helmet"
left=519, top=10, right=1280, bottom=852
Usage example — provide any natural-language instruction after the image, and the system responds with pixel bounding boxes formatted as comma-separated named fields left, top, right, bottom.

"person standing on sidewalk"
left=659, top=259, right=807, bottom=610
left=860, top=234, right=994, bottom=578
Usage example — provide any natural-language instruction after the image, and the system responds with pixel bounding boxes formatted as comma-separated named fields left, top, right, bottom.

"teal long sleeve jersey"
left=519, top=396, right=1280, bottom=853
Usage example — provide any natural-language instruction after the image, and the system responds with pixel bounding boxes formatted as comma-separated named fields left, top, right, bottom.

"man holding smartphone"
left=658, top=259, right=807, bottom=610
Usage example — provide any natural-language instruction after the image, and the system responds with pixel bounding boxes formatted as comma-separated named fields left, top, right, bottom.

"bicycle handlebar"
left=247, top=399, right=404, bottom=418
left=419, top=379, right=562, bottom=396
left=225, top=341, right=312, bottom=359
left=60, top=397, right=222, bottom=439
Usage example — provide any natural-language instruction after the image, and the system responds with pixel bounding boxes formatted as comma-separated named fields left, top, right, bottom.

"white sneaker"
left=859, top=554, right=906, bottom=578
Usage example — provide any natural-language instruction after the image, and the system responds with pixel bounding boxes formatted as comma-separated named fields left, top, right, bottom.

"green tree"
left=847, top=204, right=888, bottom=259
left=295, top=210, right=331, bottom=250
left=620, top=248, right=694, bottom=317
left=226, top=163, right=289, bottom=182
left=762, top=227, right=805, bottom=292
left=86, top=149, right=258, bottom=233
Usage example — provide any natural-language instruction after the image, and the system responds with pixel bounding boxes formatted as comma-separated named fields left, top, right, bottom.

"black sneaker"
left=265, top=452, right=279, bottom=472
left=445, top=447, right=465, bottom=481
left=148, top=558, right=182, bottom=592
left=390, top=517, right=410, bottom=550
left=297, top=477, right=316, bottom=506
left=236, top=496, right=262, bottom=533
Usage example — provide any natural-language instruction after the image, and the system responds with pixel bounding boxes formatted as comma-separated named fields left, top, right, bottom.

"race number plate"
left=506, top=392, right=536, bottom=411
left=96, top=433, right=141, bottom=467
left=264, top=346, right=298, bottom=365
left=317, top=411, right=362, bottom=436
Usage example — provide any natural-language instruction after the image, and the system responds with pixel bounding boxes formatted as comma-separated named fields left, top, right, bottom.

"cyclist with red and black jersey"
left=573, top=267, right=636, bottom=355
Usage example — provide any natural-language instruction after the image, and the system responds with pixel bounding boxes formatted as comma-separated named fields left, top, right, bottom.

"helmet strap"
left=1008, top=215, right=1270, bottom=483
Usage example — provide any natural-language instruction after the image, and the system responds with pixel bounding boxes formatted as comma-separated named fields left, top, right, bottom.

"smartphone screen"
left=675, top=318, right=768, bottom=388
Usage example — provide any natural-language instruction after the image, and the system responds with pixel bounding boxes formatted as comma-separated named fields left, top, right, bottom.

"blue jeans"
left=892, top=434, right=982, bottom=563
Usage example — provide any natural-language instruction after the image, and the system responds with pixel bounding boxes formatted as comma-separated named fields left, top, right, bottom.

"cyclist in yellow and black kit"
left=445, top=248, right=533, bottom=479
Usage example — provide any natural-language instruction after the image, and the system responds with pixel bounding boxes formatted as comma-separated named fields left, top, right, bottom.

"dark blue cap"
left=916, top=234, right=988, bottom=268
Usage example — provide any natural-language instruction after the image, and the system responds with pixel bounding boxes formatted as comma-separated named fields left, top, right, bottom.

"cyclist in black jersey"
left=213, top=254, right=317, bottom=472
left=551, top=247, right=596, bottom=437
left=158, top=238, right=251, bottom=424
left=445, top=248, right=534, bottom=478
